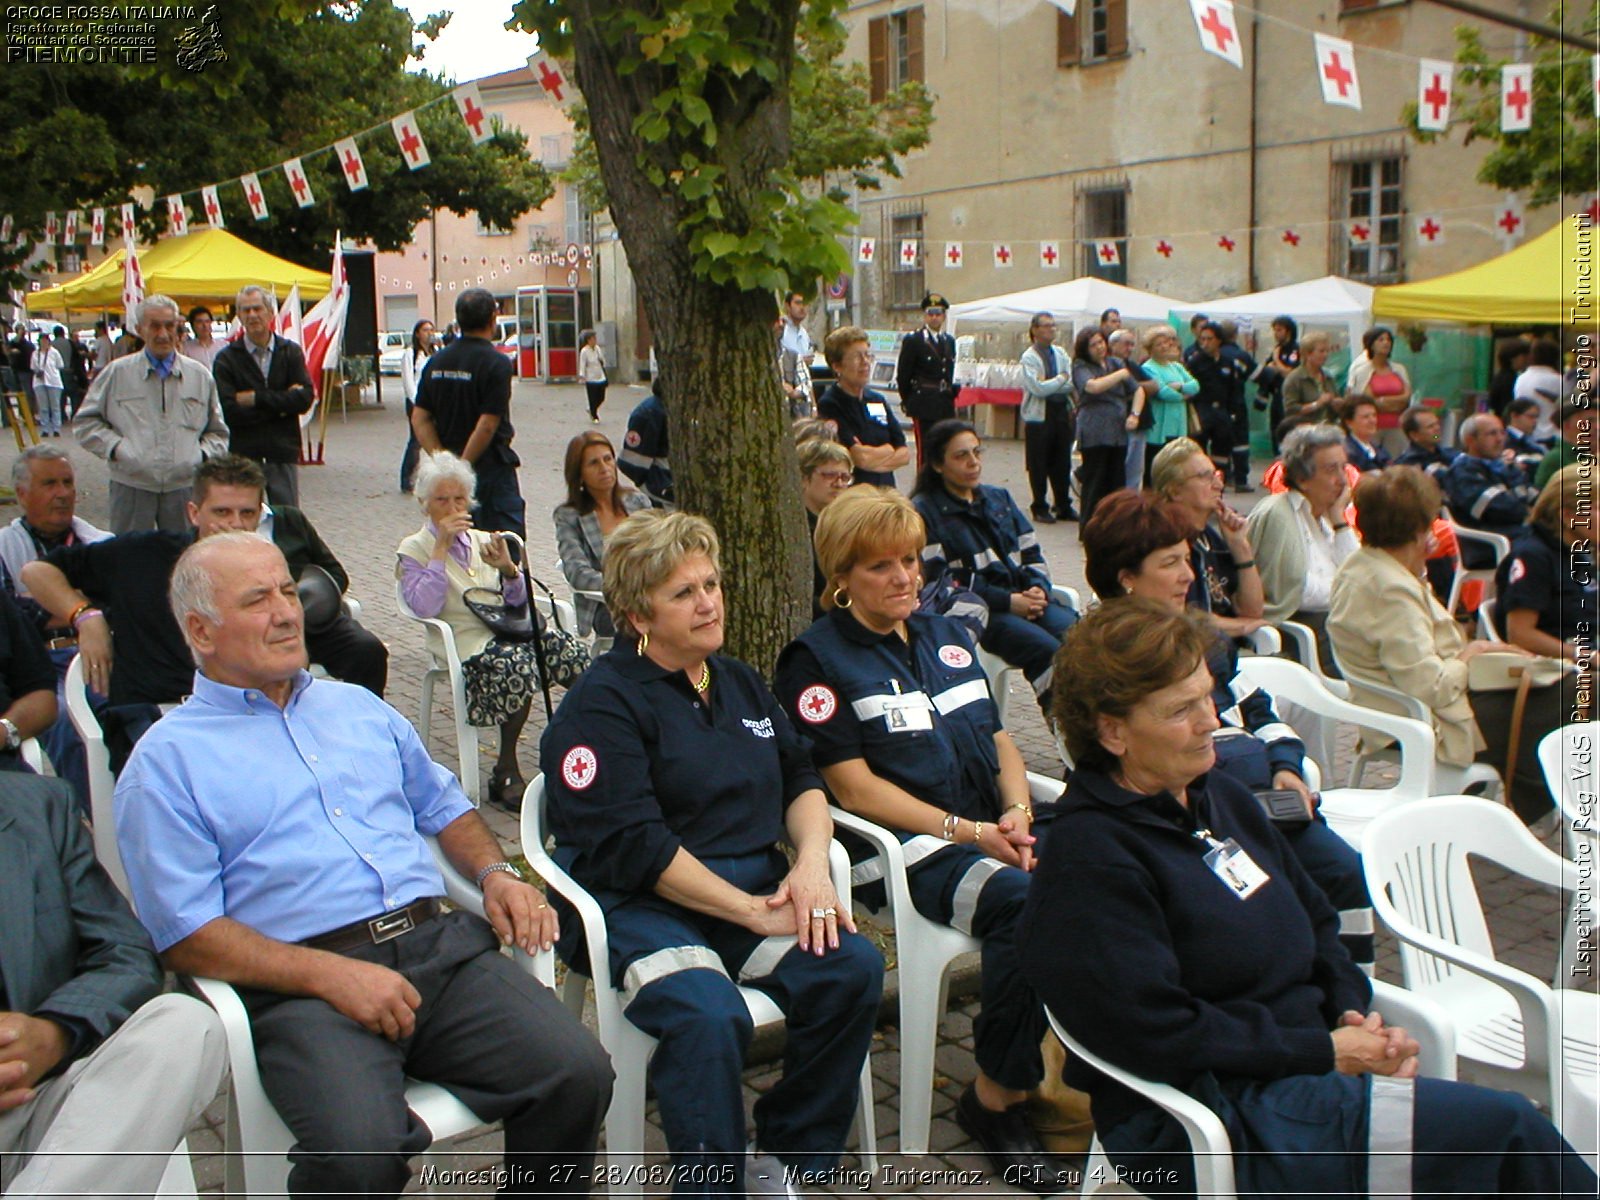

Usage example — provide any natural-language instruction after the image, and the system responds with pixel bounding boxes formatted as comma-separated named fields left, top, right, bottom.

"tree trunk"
left=570, top=3, right=814, bottom=674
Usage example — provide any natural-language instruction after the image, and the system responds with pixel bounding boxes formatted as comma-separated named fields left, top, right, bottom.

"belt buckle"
left=367, top=908, right=415, bottom=944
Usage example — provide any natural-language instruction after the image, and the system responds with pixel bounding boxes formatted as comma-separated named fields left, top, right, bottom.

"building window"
left=476, top=214, right=511, bottom=237
left=1335, top=156, right=1404, bottom=282
left=1058, top=0, right=1128, bottom=68
left=1079, top=185, right=1128, bottom=283
left=564, top=185, right=593, bottom=251
left=869, top=7, right=924, bottom=102
left=540, top=133, right=570, bottom=169
left=883, top=209, right=925, bottom=312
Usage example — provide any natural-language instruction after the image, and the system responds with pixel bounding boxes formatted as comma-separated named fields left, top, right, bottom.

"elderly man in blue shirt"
left=114, top=531, right=612, bottom=1197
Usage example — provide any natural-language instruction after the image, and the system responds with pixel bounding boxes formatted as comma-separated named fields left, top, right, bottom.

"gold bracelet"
left=972, top=820, right=984, bottom=844
left=1006, top=802, right=1034, bottom=821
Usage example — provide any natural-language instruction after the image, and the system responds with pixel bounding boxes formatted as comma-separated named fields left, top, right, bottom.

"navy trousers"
left=979, top=597, right=1077, bottom=706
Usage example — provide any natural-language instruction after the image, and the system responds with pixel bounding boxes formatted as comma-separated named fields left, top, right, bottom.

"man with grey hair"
left=212, top=285, right=314, bottom=507
left=1443, top=412, right=1538, bottom=564
left=73, top=294, right=229, bottom=533
left=1107, top=327, right=1157, bottom=491
left=117, top=531, right=612, bottom=1196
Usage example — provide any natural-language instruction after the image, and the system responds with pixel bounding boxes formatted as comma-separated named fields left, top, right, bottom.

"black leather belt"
left=300, top=897, right=440, bottom=953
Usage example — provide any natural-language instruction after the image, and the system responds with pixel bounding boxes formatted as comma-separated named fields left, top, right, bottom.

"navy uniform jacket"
left=895, top=327, right=960, bottom=424
left=1442, top=453, right=1535, bottom=534
left=1393, top=442, right=1459, bottom=478
left=1343, top=434, right=1391, bottom=474
left=539, top=648, right=819, bottom=901
left=818, top=383, right=906, bottom=489
left=913, top=484, right=1050, bottom=615
left=775, top=609, right=1001, bottom=821
left=1505, top=426, right=1549, bottom=474
left=0, top=773, right=162, bottom=1066
left=1495, top=524, right=1598, bottom=644
left=619, top=393, right=672, bottom=504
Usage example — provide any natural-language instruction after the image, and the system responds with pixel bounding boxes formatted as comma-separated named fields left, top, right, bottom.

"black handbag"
left=463, top=577, right=544, bottom=643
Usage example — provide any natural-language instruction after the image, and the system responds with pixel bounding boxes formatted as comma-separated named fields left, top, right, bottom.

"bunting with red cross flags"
left=283, top=158, right=315, bottom=209
left=166, top=195, right=189, bottom=238
left=392, top=111, right=431, bottom=170
left=1188, top=0, right=1242, bottom=70
left=201, top=186, right=225, bottom=230
left=241, top=172, right=269, bottom=220
left=1093, top=241, right=1120, bottom=267
left=1495, top=193, right=1525, bottom=246
left=63, top=210, right=78, bottom=243
left=119, top=203, right=135, bottom=238
left=857, top=237, right=875, bottom=264
left=1414, top=214, right=1445, bottom=246
left=899, top=239, right=918, bottom=267
left=90, top=208, right=105, bottom=246
left=1154, top=239, right=1174, bottom=258
left=1039, top=241, right=1062, bottom=270
left=1501, top=64, right=1533, bottom=133
left=1347, top=219, right=1372, bottom=245
left=43, top=212, right=57, bottom=244
left=454, top=81, right=493, bottom=144
left=944, top=242, right=963, bottom=268
left=1314, top=34, right=1361, bottom=110
left=528, top=52, right=577, bottom=108
left=993, top=243, right=1013, bottom=268
left=1281, top=228, right=1301, bottom=248
left=334, top=137, right=368, bottom=192
left=1417, top=59, right=1452, bottom=133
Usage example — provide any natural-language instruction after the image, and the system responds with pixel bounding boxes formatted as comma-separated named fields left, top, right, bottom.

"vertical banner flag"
left=1188, top=0, right=1243, bottom=70
left=90, top=208, right=105, bottom=246
left=857, top=238, right=875, bottom=264
left=527, top=52, right=577, bottom=108
left=454, top=82, right=492, bottom=144
left=166, top=195, right=188, bottom=238
left=1314, top=34, right=1361, bottom=110
left=1093, top=241, right=1121, bottom=267
left=392, top=112, right=431, bottom=169
left=299, top=235, right=350, bottom=411
left=1417, top=59, right=1452, bottom=132
left=993, top=243, right=1014, bottom=268
left=241, top=172, right=269, bottom=221
left=201, top=185, right=225, bottom=230
left=944, top=242, right=964, bottom=268
left=119, top=203, right=135, bottom=238
left=1039, top=241, right=1062, bottom=269
left=43, top=212, right=57, bottom=243
left=122, top=238, right=144, bottom=333
left=275, top=283, right=304, bottom=346
left=283, top=159, right=314, bottom=208
left=1501, top=64, right=1533, bottom=132
left=63, top=210, right=78, bottom=242
left=334, top=138, right=368, bottom=191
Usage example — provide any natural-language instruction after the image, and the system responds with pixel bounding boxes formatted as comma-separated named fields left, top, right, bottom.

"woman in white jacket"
left=31, top=331, right=65, bottom=437
left=398, top=319, right=434, bottom=492
left=578, top=329, right=607, bottom=422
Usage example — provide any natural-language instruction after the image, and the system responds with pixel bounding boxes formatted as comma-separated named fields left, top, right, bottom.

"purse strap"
left=1502, top=664, right=1536, bottom=800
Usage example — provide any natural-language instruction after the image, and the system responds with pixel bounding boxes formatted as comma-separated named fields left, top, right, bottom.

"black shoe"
left=1232, top=482, right=1256, bottom=494
left=1030, top=506, right=1057, bottom=525
left=954, top=1085, right=1069, bottom=1194
left=1055, top=506, right=1079, bottom=522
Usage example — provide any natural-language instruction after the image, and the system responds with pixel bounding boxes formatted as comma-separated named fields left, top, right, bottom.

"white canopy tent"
left=1169, top=275, right=1374, bottom=348
left=946, top=276, right=1192, bottom=333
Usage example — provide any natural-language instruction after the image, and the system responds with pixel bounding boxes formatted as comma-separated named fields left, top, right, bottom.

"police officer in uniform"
left=895, top=292, right=961, bottom=472
left=775, top=488, right=1062, bottom=1192
left=411, top=288, right=526, bottom=540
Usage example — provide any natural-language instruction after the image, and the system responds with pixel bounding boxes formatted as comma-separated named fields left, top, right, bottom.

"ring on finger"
left=810, top=907, right=826, bottom=919
left=823, top=907, right=838, bottom=918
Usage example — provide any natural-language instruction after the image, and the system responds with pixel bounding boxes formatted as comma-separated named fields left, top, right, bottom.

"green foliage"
left=1403, top=6, right=1598, bottom=208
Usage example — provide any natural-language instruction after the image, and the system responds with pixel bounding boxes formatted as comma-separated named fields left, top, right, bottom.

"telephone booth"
left=512, top=285, right=592, bottom=381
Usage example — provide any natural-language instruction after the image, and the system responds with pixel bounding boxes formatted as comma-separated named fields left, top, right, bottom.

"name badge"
left=1204, top=838, right=1270, bottom=899
left=865, top=401, right=890, bottom=425
left=882, top=693, right=933, bottom=731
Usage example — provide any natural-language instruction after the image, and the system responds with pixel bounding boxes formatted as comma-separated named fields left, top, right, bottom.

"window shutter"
left=1104, top=0, right=1128, bottom=58
left=869, top=16, right=888, bottom=101
left=1057, top=10, right=1080, bottom=68
left=906, top=6, right=926, bottom=83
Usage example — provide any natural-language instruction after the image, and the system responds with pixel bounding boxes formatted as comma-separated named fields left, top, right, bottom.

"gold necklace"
left=692, top=662, right=711, bottom=694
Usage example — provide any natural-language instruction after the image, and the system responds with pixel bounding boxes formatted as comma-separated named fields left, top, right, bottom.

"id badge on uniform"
left=1204, top=838, right=1270, bottom=899
left=882, top=693, right=933, bottom=731
left=865, top=401, right=890, bottom=425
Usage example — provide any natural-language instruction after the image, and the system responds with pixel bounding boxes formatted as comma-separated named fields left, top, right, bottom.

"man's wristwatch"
left=475, top=861, right=525, bottom=889
left=0, top=718, right=20, bottom=751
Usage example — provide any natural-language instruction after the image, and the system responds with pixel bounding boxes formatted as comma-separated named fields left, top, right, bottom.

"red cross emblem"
left=901, top=240, right=917, bottom=265
left=1155, top=240, right=1173, bottom=258
left=1282, top=229, right=1300, bottom=247
left=1098, top=244, right=1116, bottom=263
left=536, top=59, right=567, bottom=102
left=938, top=644, right=972, bottom=670
left=1322, top=52, right=1354, bottom=98
left=1200, top=7, right=1234, bottom=54
left=461, top=94, right=486, bottom=137
left=1041, top=243, right=1058, bottom=266
left=1423, top=73, right=1450, bottom=121
left=994, top=244, right=1011, bottom=265
left=1418, top=218, right=1441, bottom=242
left=797, top=685, right=837, bottom=725
left=946, top=244, right=962, bottom=266
left=205, top=194, right=220, bottom=222
left=1349, top=222, right=1370, bottom=242
left=288, top=168, right=309, bottom=201
left=397, top=123, right=424, bottom=164
left=1497, top=208, right=1522, bottom=235
left=1505, top=75, right=1531, bottom=122
left=1217, top=235, right=1235, bottom=252
left=341, top=148, right=364, bottom=185
left=91, top=212, right=104, bottom=241
left=561, top=745, right=599, bottom=790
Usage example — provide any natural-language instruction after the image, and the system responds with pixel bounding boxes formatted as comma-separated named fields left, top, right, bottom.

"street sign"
left=565, top=242, right=580, bottom=266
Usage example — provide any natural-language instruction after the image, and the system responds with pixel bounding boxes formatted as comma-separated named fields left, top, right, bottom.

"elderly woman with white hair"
left=397, top=451, right=589, bottom=809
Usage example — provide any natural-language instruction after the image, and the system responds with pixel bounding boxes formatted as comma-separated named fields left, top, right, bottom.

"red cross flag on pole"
left=43, top=212, right=57, bottom=244
left=119, top=203, right=135, bottom=238
left=993, top=243, right=1013, bottom=268
left=335, top=137, right=368, bottom=192
left=899, top=239, right=918, bottom=266
left=122, top=238, right=144, bottom=334
left=240, top=172, right=269, bottom=221
left=63, top=210, right=78, bottom=242
left=1413, top=214, right=1445, bottom=246
left=528, top=52, right=577, bottom=109
left=1417, top=59, right=1452, bottom=133
left=274, top=283, right=303, bottom=346
left=1187, top=0, right=1242, bottom=70
left=90, top=208, right=105, bottom=246
left=1039, top=241, right=1062, bottom=270
left=1093, top=241, right=1120, bottom=267
left=166, top=195, right=189, bottom=238
left=454, top=82, right=492, bottom=144
left=283, top=158, right=315, bottom=208
left=944, top=242, right=964, bottom=268
left=857, top=238, right=875, bottom=264
left=392, top=111, right=431, bottom=170
left=1500, top=64, right=1533, bottom=133
left=299, top=234, right=351, bottom=445
left=201, top=186, right=225, bottom=230
left=1314, top=34, right=1361, bottom=109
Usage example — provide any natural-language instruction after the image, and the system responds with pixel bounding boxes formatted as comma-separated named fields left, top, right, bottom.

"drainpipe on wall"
left=1246, top=4, right=1260, bottom=293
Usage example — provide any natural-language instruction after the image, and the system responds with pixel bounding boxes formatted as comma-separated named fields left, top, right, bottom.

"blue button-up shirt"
left=143, top=349, right=177, bottom=379
left=115, top=670, right=472, bottom=951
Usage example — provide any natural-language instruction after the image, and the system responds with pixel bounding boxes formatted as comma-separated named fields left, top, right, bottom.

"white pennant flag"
left=122, top=238, right=144, bottom=334
left=1417, top=59, right=1452, bottom=133
left=119, top=203, right=135, bottom=238
left=1346, top=219, right=1372, bottom=245
left=993, top=243, right=1014, bottom=269
left=391, top=111, right=431, bottom=169
left=166, top=195, right=189, bottom=237
left=453, top=82, right=493, bottom=144
left=1494, top=193, right=1526, bottom=245
left=1314, top=34, right=1361, bottom=109
left=1187, top=0, right=1242, bottom=70
left=240, top=173, right=269, bottom=221
left=90, top=208, right=105, bottom=246
left=527, top=52, right=577, bottom=108
left=299, top=234, right=350, bottom=411
left=898, top=239, right=918, bottom=267
left=1093, top=241, right=1121, bottom=268
left=857, top=238, right=875, bottom=264
left=43, top=212, right=57, bottom=243
left=275, top=283, right=303, bottom=346
left=943, top=242, right=963, bottom=269
left=63, top=210, right=78, bottom=242
left=334, top=137, right=368, bottom=191
left=1501, top=64, right=1533, bottom=132
left=1039, top=241, right=1062, bottom=270
left=283, top=159, right=314, bottom=208
left=201, top=185, right=225, bottom=230
left=1413, top=214, right=1445, bottom=247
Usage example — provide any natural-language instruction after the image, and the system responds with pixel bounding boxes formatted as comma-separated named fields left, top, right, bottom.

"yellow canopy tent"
left=1372, top=215, right=1597, bottom=327
left=26, top=228, right=332, bottom=314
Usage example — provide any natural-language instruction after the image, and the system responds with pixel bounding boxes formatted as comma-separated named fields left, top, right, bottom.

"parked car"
left=377, top=330, right=408, bottom=375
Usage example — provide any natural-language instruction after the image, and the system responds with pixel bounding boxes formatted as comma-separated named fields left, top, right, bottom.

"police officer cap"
left=921, top=292, right=949, bottom=311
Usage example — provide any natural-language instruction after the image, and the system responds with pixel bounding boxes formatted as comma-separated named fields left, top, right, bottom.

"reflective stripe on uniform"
left=922, top=543, right=944, bottom=563
left=1017, top=531, right=1038, bottom=551
left=738, top=935, right=797, bottom=983
left=932, top=679, right=990, bottom=716
left=951, top=856, right=1006, bottom=935
left=622, top=944, right=729, bottom=1008
left=1254, top=721, right=1300, bottom=746
left=1470, top=485, right=1506, bottom=519
left=972, top=549, right=999, bottom=570
left=618, top=448, right=651, bottom=470
left=1340, top=908, right=1375, bottom=935
left=851, top=691, right=934, bottom=723
left=1367, top=1075, right=1415, bottom=1197
left=849, top=833, right=949, bottom=887
left=1030, top=662, right=1053, bottom=697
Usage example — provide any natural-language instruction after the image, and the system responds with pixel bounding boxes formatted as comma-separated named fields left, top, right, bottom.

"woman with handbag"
left=1329, top=466, right=1563, bottom=825
left=398, top=451, right=590, bottom=809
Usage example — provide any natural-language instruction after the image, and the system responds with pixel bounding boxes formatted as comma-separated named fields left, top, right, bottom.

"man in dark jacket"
left=1442, top=414, right=1538, bottom=566
left=895, top=291, right=961, bottom=470
left=212, top=285, right=314, bottom=508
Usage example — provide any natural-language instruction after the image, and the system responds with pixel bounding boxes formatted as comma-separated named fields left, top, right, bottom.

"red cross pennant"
left=1281, top=229, right=1301, bottom=247
left=119, top=203, right=135, bottom=236
left=63, top=210, right=78, bottom=241
left=166, top=195, right=188, bottom=237
left=1497, top=206, right=1524, bottom=237
left=392, top=112, right=431, bottom=169
left=201, top=186, right=224, bottom=230
left=1348, top=221, right=1371, bottom=244
left=90, top=208, right=105, bottom=245
left=335, top=137, right=368, bottom=191
left=1155, top=240, right=1174, bottom=258
left=283, top=159, right=314, bottom=208
left=993, top=243, right=1013, bottom=267
left=240, top=173, right=268, bottom=221
left=1096, top=241, right=1120, bottom=266
left=43, top=212, right=57, bottom=242
left=1315, top=34, right=1361, bottom=109
left=1216, top=235, right=1235, bottom=252
left=1418, top=59, right=1452, bottom=132
left=1189, top=0, right=1242, bottom=69
left=528, top=52, right=576, bottom=108
left=1501, top=64, right=1533, bottom=132
left=900, top=239, right=918, bottom=265
left=857, top=238, right=875, bottom=264
left=1039, top=241, right=1060, bottom=269
left=945, top=242, right=964, bottom=267
left=454, top=82, right=491, bottom=144
left=1415, top=216, right=1443, bottom=244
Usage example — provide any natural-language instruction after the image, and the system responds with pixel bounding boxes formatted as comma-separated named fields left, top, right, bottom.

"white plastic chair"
left=982, top=584, right=1080, bottom=728
left=1538, top=723, right=1600, bottom=986
left=520, top=775, right=878, bottom=1193
left=1270, top=620, right=1349, bottom=775
left=19, top=735, right=43, bottom=772
left=555, top=556, right=613, bottom=655
left=1364, top=796, right=1599, bottom=1167
left=828, top=771, right=1062, bottom=1154
left=64, top=654, right=126, bottom=895
left=1445, top=523, right=1512, bottom=619
left=1477, top=596, right=1504, bottom=643
left=394, top=580, right=483, bottom=805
